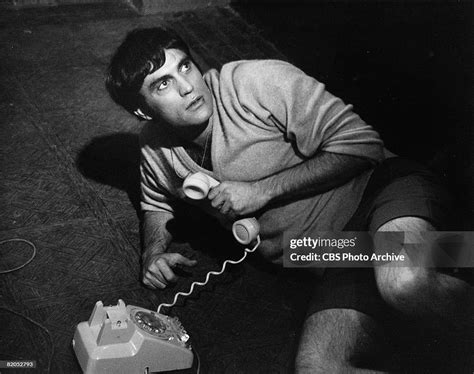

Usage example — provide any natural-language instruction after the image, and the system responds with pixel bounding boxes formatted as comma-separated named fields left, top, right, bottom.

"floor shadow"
left=76, top=132, right=141, bottom=213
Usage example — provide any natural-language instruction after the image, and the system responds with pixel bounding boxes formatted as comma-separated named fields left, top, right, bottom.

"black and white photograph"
left=0, top=0, right=472, bottom=373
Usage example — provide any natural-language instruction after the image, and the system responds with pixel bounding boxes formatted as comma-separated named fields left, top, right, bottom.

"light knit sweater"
left=140, top=60, right=384, bottom=261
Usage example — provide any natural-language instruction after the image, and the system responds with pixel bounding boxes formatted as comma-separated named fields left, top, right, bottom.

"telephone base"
left=72, top=300, right=193, bottom=373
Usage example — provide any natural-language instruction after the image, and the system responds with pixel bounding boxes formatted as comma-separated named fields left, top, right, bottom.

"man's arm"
left=208, top=60, right=383, bottom=218
left=208, top=151, right=372, bottom=217
left=142, top=210, right=197, bottom=289
left=259, top=151, right=372, bottom=202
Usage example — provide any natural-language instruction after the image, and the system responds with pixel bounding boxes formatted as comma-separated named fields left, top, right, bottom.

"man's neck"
left=179, top=121, right=213, bottom=170
left=163, top=120, right=211, bottom=150
left=192, top=121, right=212, bottom=149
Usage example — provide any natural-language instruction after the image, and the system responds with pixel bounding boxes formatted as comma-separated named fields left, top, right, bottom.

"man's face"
left=138, top=49, right=213, bottom=133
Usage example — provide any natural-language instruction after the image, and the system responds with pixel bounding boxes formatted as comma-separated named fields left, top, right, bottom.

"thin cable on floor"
left=0, top=238, right=37, bottom=274
left=0, top=238, right=54, bottom=374
left=157, top=236, right=261, bottom=314
left=0, top=306, right=55, bottom=374
left=194, top=345, right=201, bottom=374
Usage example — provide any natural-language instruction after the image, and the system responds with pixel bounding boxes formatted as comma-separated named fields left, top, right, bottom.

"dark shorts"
left=344, top=157, right=452, bottom=232
left=307, top=157, right=453, bottom=319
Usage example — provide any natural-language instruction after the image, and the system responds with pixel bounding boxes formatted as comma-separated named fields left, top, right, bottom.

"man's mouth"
left=186, top=96, right=204, bottom=110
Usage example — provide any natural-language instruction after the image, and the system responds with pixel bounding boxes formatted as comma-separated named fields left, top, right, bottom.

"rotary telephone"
left=73, top=172, right=260, bottom=373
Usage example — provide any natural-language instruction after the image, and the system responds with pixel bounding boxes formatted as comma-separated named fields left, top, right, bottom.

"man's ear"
left=133, top=108, right=152, bottom=121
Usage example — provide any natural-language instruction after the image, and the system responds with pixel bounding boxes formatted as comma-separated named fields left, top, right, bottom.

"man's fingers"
left=209, top=186, right=228, bottom=208
left=142, top=253, right=197, bottom=289
left=143, top=272, right=167, bottom=289
left=143, top=260, right=169, bottom=288
left=157, top=261, right=178, bottom=283
left=210, top=194, right=225, bottom=209
left=144, top=278, right=165, bottom=289
left=170, top=253, right=198, bottom=267
left=208, top=185, right=220, bottom=200
left=220, top=200, right=233, bottom=215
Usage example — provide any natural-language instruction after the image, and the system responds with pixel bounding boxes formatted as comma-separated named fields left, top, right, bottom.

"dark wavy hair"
left=105, top=27, right=191, bottom=116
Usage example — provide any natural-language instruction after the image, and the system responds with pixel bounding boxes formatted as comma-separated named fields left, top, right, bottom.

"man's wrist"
left=142, top=243, right=167, bottom=260
left=253, top=177, right=280, bottom=203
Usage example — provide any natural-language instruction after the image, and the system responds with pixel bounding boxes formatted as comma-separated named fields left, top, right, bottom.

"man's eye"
left=157, top=80, right=169, bottom=90
left=182, top=61, right=192, bottom=72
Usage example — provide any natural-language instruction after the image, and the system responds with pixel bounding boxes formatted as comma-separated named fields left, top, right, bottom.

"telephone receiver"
left=182, top=172, right=260, bottom=245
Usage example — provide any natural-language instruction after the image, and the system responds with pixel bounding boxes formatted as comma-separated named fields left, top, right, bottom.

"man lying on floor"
left=105, top=27, right=473, bottom=372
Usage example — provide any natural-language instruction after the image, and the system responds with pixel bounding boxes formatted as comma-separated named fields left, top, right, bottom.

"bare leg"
left=374, top=217, right=474, bottom=371
left=295, top=308, right=394, bottom=373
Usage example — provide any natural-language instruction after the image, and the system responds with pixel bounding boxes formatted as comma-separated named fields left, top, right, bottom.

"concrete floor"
left=0, top=2, right=472, bottom=373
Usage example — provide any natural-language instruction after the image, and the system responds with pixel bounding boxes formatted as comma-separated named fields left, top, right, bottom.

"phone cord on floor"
left=157, top=236, right=261, bottom=314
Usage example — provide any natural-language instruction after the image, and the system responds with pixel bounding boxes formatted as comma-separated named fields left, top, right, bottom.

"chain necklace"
left=171, top=126, right=212, bottom=179
left=200, top=127, right=212, bottom=168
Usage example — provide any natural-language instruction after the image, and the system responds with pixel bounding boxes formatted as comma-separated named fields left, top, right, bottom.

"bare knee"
left=376, top=266, right=431, bottom=313
left=375, top=217, right=430, bottom=311
left=375, top=217, right=472, bottom=316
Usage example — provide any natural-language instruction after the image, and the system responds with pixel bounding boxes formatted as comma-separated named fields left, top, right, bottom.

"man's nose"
left=178, top=77, right=193, bottom=96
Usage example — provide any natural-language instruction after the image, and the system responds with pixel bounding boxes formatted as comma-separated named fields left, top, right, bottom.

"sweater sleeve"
left=140, top=158, right=175, bottom=213
left=232, top=60, right=384, bottom=163
left=139, top=127, right=175, bottom=214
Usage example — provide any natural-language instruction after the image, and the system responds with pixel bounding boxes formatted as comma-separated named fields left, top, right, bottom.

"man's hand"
left=142, top=252, right=197, bottom=289
left=207, top=181, right=272, bottom=217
